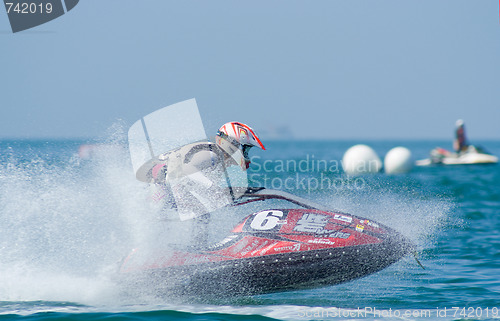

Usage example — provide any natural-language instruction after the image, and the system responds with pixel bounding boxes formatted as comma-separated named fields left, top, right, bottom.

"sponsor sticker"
left=328, top=231, right=351, bottom=239
left=250, top=240, right=270, bottom=256
left=294, top=213, right=329, bottom=233
left=333, top=214, right=352, bottom=223
left=184, top=255, right=210, bottom=265
left=307, top=238, right=336, bottom=245
left=360, top=219, right=380, bottom=228
left=241, top=238, right=266, bottom=256
left=273, top=243, right=301, bottom=252
left=209, top=234, right=239, bottom=250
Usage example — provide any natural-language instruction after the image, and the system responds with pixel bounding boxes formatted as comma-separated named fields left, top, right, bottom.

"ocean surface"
left=1, top=137, right=499, bottom=321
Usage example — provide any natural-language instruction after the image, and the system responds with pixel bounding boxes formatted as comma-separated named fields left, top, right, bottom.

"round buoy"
left=384, top=147, right=413, bottom=174
left=342, top=145, right=382, bottom=175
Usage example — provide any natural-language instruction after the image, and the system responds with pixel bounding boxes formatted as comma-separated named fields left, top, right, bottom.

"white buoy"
left=384, top=147, right=413, bottom=174
left=342, top=145, right=382, bottom=175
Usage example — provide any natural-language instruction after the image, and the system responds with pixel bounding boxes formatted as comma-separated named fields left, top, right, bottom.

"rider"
left=150, top=121, right=265, bottom=244
left=453, top=119, right=468, bottom=153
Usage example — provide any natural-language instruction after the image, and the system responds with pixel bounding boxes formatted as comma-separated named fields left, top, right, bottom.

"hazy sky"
left=1, top=1, right=499, bottom=140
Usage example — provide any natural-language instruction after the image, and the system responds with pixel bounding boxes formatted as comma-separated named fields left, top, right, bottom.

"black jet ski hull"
left=120, top=232, right=412, bottom=297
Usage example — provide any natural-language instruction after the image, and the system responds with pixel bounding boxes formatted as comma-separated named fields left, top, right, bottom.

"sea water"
left=0, top=136, right=499, bottom=321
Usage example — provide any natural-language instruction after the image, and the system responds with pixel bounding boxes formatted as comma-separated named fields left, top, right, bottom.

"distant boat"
left=416, top=146, right=498, bottom=166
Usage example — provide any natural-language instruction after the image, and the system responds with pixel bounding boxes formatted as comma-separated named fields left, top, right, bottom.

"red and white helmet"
left=216, top=122, right=265, bottom=168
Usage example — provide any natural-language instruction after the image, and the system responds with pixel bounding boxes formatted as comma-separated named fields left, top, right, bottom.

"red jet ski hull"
left=118, top=199, right=414, bottom=297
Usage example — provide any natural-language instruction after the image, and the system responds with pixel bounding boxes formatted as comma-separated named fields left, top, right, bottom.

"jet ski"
left=416, top=145, right=498, bottom=166
left=118, top=188, right=414, bottom=297
left=119, top=99, right=415, bottom=297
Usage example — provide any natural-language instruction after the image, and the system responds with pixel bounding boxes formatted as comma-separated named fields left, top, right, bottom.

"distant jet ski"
left=118, top=188, right=414, bottom=297
left=416, top=145, right=498, bottom=166
left=417, top=119, right=498, bottom=166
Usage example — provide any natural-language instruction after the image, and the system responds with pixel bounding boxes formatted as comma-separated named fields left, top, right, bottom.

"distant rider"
left=453, top=119, right=468, bottom=153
